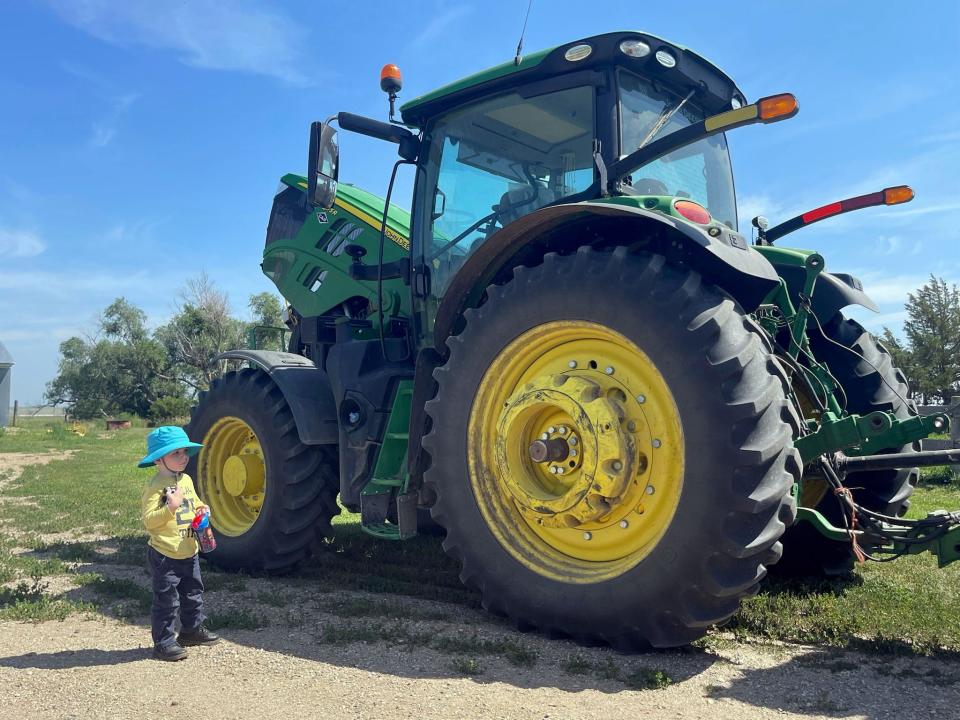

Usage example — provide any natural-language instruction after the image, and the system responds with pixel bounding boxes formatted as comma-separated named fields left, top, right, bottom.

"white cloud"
left=47, top=0, right=312, bottom=85
left=854, top=309, right=908, bottom=331
left=0, top=228, right=45, bottom=257
left=90, top=92, right=140, bottom=148
left=407, top=5, right=473, bottom=49
left=873, top=235, right=902, bottom=255
left=853, top=273, right=935, bottom=305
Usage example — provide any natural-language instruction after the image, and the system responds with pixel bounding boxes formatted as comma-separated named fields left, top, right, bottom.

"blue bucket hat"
left=138, top=426, right=204, bottom=468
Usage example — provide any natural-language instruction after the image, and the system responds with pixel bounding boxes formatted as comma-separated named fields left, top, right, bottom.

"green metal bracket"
left=797, top=507, right=960, bottom=568
left=246, top=325, right=290, bottom=351
left=855, top=412, right=950, bottom=456
left=795, top=411, right=949, bottom=464
left=360, top=379, right=415, bottom=540
left=796, top=506, right=849, bottom=542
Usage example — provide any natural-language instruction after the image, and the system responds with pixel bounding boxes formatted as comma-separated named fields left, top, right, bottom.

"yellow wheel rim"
left=468, top=320, right=684, bottom=583
left=197, top=416, right=266, bottom=536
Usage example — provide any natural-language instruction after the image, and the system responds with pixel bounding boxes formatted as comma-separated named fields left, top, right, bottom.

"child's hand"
left=166, top=487, right=184, bottom=511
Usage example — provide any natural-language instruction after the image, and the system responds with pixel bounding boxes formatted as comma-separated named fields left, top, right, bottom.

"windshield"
left=618, top=70, right=738, bottom=230
left=421, top=84, right=596, bottom=293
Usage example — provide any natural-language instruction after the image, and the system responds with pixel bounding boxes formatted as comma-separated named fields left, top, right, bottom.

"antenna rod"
left=514, top=0, right=533, bottom=66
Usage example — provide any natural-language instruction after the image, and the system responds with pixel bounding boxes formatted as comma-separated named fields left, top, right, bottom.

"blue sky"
left=1, top=1, right=958, bottom=404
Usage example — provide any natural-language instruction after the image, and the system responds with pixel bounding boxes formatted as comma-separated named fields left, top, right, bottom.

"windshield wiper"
left=634, top=89, right=695, bottom=151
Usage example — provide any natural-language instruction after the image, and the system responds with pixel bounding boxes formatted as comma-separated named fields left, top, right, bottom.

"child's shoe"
left=153, top=643, right=187, bottom=661
left=177, top=625, right=221, bottom=646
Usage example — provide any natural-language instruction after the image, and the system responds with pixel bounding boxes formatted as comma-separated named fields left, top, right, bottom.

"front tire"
left=185, top=368, right=340, bottom=573
left=423, top=248, right=800, bottom=648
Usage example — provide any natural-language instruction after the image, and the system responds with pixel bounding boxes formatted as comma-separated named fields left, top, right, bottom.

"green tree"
left=879, top=327, right=919, bottom=399
left=155, top=273, right=246, bottom=393
left=45, top=298, right=183, bottom=418
left=247, top=291, right=287, bottom=351
left=901, top=275, right=960, bottom=404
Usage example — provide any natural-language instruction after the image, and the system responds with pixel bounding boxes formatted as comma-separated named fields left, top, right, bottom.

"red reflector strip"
left=841, top=191, right=885, bottom=212
left=802, top=202, right=842, bottom=224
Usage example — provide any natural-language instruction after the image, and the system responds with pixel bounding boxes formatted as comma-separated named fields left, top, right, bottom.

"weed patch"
left=624, top=667, right=672, bottom=690
left=203, top=572, right=248, bottom=593
left=207, top=607, right=267, bottom=631
left=451, top=657, right=483, bottom=675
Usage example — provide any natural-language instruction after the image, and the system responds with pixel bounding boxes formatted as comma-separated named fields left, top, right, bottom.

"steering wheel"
left=632, top=178, right=670, bottom=195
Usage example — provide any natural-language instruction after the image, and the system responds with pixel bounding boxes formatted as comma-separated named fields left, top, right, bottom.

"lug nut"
left=570, top=449, right=577, bottom=457
left=541, top=432, right=549, bottom=440
left=583, top=532, right=592, bottom=541
left=569, top=436, right=578, bottom=446
left=645, top=485, right=655, bottom=495
left=558, top=426, right=567, bottom=435
left=556, top=467, right=565, bottom=475
left=548, top=426, right=556, bottom=433
left=619, top=519, right=629, bottom=529
left=636, top=394, right=646, bottom=404
left=604, top=366, right=614, bottom=375
left=652, top=439, right=662, bottom=448
left=568, top=360, right=577, bottom=369
left=611, top=460, right=623, bottom=471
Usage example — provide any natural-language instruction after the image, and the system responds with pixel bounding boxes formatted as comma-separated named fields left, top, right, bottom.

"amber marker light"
left=765, top=185, right=916, bottom=244
left=884, top=185, right=915, bottom=205
left=758, top=93, right=799, bottom=122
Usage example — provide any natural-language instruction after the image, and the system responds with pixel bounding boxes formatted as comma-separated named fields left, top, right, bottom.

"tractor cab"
left=401, top=32, right=745, bottom=294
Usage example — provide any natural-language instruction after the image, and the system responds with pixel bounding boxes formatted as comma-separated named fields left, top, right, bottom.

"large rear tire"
left=776, top=313, right=919, bottom=576
left=422, top=248, right=800, bottom=648
left=185, top=368, right=340, bottom=573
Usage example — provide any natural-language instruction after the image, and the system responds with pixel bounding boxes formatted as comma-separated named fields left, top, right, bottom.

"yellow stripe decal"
left=704, top=105, right=758, bottom=132
left=334, top=198, right=410, bottom=251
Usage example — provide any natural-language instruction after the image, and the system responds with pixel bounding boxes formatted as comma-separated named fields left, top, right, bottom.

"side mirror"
left=307, top=121, right=339, bottom=208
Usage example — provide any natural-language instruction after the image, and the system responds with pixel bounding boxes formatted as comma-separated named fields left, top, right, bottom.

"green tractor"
left=186, top=31, right=960, bottom=648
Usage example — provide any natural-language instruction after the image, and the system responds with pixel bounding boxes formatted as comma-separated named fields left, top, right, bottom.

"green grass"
left=730, top=485, right=960, bottom=655
left=72, top=574, right=152, bottom=614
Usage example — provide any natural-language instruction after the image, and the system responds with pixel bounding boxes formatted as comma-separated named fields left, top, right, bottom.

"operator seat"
left=495, top=184, right=558, bottom=227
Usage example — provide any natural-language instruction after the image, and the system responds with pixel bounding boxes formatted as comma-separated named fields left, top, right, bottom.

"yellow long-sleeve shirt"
left=141, top=473, right=202, bottom=559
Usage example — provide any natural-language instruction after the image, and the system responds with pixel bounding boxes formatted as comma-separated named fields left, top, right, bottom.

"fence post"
left=11, top=400, right=17, bottom=427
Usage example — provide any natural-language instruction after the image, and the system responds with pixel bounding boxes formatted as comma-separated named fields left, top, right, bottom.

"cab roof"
left=400, top=31, right=746, bottom=127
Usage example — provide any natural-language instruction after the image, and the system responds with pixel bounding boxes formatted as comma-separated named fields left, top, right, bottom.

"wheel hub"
left=496, top=373, right=644, bottom=529
left=222, top=446, right=265, bottom=497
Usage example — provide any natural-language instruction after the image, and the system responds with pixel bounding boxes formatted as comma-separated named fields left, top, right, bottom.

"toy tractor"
left=186, top=31, right=960, bottom=648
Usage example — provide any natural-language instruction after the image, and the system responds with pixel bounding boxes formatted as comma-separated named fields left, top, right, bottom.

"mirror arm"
left=337, top=112, right=420, bottom=160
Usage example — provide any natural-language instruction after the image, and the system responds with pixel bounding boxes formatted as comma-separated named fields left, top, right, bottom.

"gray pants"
left=147, top=546, right=205, bottom=649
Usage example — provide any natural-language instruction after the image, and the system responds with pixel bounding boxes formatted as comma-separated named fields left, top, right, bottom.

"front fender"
left=432, top=201, right=781, bottom=350
left=216, top=350, right=339, bottom=445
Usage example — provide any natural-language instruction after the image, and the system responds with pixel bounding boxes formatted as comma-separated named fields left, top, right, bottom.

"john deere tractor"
left=186, top=31, right=960, bottom=648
